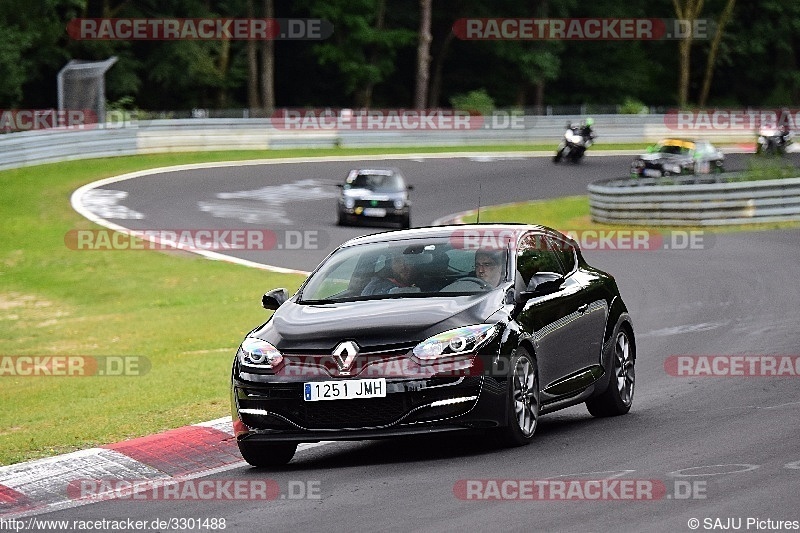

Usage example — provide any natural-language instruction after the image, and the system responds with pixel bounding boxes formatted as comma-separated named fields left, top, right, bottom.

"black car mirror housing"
left=521, top=272, right=565, bottom=299
left=262, top=288, right=289, bottom=310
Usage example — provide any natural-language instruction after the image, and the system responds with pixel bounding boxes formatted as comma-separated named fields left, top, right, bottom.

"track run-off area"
left=5, top=150, right=800, bottom=532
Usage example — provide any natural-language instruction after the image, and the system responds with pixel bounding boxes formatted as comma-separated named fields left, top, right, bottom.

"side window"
left=548, top=236, right=577, bottom=275
left=516, top=232, right=564, bottom=287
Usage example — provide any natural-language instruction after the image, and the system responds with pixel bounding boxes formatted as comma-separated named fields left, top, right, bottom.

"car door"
left=547, top=234, right=609, bottom=372
left=514, top=232, right=589, bottom=398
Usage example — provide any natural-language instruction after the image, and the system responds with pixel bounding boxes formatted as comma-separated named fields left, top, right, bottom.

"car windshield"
left=298, top=237, right=509, bottom=303
left=343, top=171, right=405, bottom=193
left=656, top=142, right=693, bottom=155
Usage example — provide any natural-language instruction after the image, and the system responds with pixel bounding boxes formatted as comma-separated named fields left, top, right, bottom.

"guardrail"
left=0, top=114, right=757, bottom=171
left=588, top=175, right=800, bottom=225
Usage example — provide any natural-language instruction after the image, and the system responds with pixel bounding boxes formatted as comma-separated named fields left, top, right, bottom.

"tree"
left=673, top=0, right=705, bottom=107
left=698, top=0, right=736, bottom=106
left=260, top=0, right=275, bottom=112
left=246, top=0, right=259, bottom=109
left=413, top=0, right=432, bottom=109
left=310, top=0, right=415, bottom=107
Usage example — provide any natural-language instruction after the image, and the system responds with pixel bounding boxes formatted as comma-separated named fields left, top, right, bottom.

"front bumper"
left=338, top=204, right=409, bottom=225
left=232, top=374, right=507, bottom=443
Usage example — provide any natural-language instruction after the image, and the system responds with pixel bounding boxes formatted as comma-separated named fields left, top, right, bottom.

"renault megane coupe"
left=231, top=224, right=636, bottom=466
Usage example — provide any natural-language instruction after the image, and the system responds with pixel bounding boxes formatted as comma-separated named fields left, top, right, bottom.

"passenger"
left=361, top=254, right=418, bottom=295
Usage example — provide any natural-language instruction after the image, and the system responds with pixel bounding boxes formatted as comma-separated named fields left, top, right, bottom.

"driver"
left=474, top=250, right=504, bottom=287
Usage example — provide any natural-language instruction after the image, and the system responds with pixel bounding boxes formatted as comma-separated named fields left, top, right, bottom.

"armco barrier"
left=588, top=175, right=800, bottom=225
left=0, top=115, right=757, bottom=171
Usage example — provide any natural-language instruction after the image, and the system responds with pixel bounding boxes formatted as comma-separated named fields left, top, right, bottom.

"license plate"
left=643, top=169, right=662, bottom=177
left=362, top=207, right=386, bottom=217
left=304, top=378, right=386, bottom=401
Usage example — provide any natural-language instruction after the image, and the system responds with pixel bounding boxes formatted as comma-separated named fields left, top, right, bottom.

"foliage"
left=619, top=98, right=649, bottom=114
left=0, top=0, right=798, bottom=110
left=450, top=88, right=494, bottom=115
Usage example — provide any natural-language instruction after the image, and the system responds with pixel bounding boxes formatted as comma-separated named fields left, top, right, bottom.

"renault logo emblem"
left=332, top=341, right=359, bottom=374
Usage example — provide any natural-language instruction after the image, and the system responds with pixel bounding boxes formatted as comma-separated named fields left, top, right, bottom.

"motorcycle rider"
left=554, top=118, right=596, bottom=163
left=779, top=123, right=793, bottom=150
left=580, top=117, right=595, bottom=143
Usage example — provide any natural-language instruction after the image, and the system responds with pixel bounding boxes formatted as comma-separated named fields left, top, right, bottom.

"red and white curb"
left=0, top=417, right=325, bottom=519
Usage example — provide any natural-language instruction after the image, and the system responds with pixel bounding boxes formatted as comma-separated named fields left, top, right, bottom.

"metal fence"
left=0, top=114, right=758, bottom=171
left=588, top=175, right=800, bottom=225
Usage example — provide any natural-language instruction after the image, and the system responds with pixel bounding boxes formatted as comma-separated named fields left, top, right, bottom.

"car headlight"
left=344, top=198, right=355, bottom=209
left=238, top=337, right=283, bottom=369
left=412, top=324, right=499, bottom=362
left=393, top=199, right=405, bottom=209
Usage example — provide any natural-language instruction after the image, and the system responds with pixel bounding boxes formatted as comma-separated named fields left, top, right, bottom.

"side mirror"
left=406, top=184, right=414, bottom=191
left=519, top=272, right=564, bottom=301
left=336, top=183, right=344, bottom=188
left=262, top=288, right=288, bottom=310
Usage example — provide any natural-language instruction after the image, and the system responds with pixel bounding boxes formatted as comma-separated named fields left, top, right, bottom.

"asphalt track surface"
left=43, top=153, right=800, bottom=531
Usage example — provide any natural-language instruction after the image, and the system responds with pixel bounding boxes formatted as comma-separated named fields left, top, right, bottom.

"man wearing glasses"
left=474, top=250, right=504, bottom=288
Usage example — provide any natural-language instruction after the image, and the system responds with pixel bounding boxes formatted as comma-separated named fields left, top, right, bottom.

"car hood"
left=252, top=291, right=506, bottom=350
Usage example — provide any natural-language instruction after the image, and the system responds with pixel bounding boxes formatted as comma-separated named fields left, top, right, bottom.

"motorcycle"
left=553, top=123, right=595, bottom=163
left=756, top=127, right=793, bottom=155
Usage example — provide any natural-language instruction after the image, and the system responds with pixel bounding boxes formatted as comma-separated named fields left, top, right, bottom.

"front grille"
left=304, top=396, right=408, bottom=428
left=353, top=199, right=395, bottom=209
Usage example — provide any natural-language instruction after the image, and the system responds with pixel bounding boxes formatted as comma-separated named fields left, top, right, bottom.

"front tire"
left=238, top=441, right=298, bottom=468
left=586, top=325, right=635, bottom=417
left=496, top=349, right=540, bottom=446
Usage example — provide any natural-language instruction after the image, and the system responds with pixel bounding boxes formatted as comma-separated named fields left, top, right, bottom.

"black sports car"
left=630, top=138, right=725, bottom=178
left=231, top=224, right=635, bottom=466
left=336, top=168, right=413, bottom=229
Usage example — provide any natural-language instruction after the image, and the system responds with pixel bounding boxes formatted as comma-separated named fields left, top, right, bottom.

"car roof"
left=350, top=168, right=397, bottom=176
left=659, top=138, right=697, bottom=149
left=340, top=223, right=560, bottom=248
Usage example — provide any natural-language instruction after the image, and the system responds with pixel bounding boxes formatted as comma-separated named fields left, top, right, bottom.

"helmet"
left=585, top=117, right=594, bottom=127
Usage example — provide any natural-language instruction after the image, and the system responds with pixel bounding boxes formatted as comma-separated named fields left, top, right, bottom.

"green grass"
left=733, top=157, right=800, bottom=181
left=0, top=144, right=633, bottom=466
left=0, top=143, right=780, bottom=466
left=0, top=154, right=325, bottom=465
